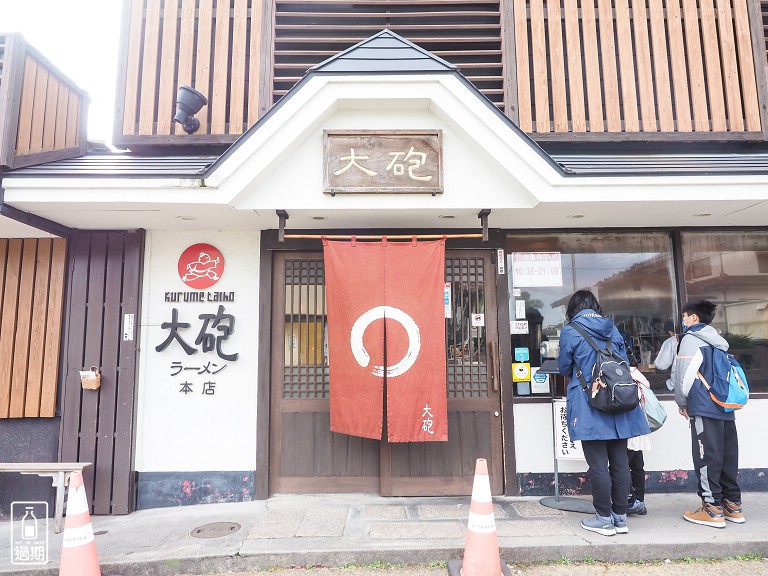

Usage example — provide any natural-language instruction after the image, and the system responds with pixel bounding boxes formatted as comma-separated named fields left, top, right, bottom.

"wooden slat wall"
left=0, top=238, right=67, bottom=419
left=0, top=34, right=87, bottom=168
left=513, top=0, right=764, bottom=138
left=60, top=232, right=144, bottom=515
left=117, top=0, right=268, bottom=144
left=115, top=0, right=505, bottom=145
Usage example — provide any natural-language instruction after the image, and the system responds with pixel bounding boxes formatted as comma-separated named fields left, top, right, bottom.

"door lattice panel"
left=445, top=257, right=489, bottom=398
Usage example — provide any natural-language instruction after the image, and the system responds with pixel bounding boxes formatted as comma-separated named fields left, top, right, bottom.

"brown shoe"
left=722, top=500, right=745, bottom=523
left=683, top=502, right=726, bottom=528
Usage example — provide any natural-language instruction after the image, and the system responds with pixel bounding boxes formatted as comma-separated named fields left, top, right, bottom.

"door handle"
left=489, top=340, right=500, bottom=391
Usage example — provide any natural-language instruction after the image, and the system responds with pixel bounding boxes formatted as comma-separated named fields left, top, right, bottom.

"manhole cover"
left=190, top=522, right=241, bottom=539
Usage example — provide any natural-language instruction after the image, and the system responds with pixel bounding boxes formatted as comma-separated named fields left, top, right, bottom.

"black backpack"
left=570, top=323, right=639, bottom=413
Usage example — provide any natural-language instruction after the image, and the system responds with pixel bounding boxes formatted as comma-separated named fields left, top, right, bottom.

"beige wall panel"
left=699, top=0, right=726, bottom=130
left=195, top=1, right=214, bottom=134
left=42, top=75, right=60, bottom=151
left=614, top=0, right=638, bottom=131
left=16, top=57, right=38, bottom=156
left=514, top=0, right=532, bottom=131
left=0, top=240, right=22, bottom=419
left=122, top=0, right=145, bottom=135
left=157, top=0, right=180, bottom=135
left=210, top=0, right=232, bottom=134
left=40, top=239, right=67, bottom=418
left=139, top=0, right=163, bottom=135
left=648, top=0, right=674, bottom=131
left=580, top=0, right=604, bottom=132
left=9, top=240, right=36, bottom=418
left=25, top=239, right=52, bottom=418
left=229, top=0, right=249, bottom=134
left=563, top=0, right=585, bottom=131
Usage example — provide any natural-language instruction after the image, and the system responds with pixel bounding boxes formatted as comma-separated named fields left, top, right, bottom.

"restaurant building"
left=1, top=0, right=767, bottom=515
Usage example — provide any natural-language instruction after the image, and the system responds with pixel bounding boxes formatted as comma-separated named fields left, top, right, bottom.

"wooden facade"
left=116, top=0, right=507, bottom=146
left=114, top=0, right=768, bottom=146
left=0, top=34, right=88, bottom=169
left=514, top=0, right=768, bottom=139
left=0, top=238, right=67, bottom=419
left=59, top=232, right=144, bottom=515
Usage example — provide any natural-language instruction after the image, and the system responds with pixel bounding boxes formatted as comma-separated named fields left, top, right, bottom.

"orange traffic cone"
left=59, top=471, right=101, bottom=576
left=447, top=458, right=511, bottom=576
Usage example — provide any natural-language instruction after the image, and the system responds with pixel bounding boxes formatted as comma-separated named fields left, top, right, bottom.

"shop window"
left=506, top=233, right=677, bottom=396
left=682, top=232, right=768, bottom=393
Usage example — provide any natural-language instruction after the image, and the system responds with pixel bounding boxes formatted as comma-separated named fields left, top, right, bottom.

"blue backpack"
left=690, top=334, right=749, bottom=412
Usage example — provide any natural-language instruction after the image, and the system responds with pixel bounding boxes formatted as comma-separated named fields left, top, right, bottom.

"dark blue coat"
left=558, top=309, right=651, bottom=441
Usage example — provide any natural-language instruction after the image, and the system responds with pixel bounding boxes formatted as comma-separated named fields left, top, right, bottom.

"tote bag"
left=640, top=386, right=667, bottom=432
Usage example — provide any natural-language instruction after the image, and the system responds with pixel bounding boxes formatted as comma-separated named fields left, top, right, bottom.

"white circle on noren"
left=350, top=306, right=421, bottom=377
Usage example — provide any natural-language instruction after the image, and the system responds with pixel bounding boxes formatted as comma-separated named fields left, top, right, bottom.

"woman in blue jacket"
left=558, top=290, right=651, bottom=536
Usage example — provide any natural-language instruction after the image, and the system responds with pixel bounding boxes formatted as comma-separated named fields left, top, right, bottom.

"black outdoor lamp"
left=173, top=85, right=208, bottom=134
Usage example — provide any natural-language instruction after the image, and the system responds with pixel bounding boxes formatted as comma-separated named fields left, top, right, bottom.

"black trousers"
left=627, top=449, right=645, bottom=504
left=581, top=438, right=630, bottom=518
left=690, top=415, right=741, bottom=505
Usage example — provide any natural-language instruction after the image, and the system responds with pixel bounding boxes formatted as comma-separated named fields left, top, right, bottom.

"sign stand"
left=539, top=378, right=595, bottom=514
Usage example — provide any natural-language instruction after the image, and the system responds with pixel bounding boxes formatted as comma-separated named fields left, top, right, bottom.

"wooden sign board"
left=324, top=130, right=443, bottom=194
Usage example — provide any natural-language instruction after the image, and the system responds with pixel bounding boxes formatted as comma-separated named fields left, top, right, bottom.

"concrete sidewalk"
left=1, top=492, right=766, bottom=575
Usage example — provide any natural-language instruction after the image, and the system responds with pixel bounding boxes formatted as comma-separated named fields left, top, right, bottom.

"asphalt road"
left=181, top=557, right=768, bottom=576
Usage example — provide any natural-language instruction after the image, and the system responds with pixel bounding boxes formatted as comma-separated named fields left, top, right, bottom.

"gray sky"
left=1, top=0, right=123, bottom=145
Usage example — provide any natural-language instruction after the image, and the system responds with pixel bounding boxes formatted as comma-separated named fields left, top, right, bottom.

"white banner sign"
left=553, top=399, right=584, bottom=460
left=512, top=252, right=563, bottom=287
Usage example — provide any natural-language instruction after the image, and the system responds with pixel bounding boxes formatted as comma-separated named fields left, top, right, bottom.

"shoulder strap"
left=568, top=322, right=608, bottom=392
left=569, top=322, right=612, bottom=352
left=684, top=330, right=711, bottom=348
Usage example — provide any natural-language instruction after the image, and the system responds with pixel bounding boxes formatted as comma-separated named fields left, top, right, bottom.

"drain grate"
left=190, top=522, right=241, bottom=539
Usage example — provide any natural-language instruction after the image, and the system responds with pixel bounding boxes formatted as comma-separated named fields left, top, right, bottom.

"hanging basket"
left=79, top=367, right=101, bottom=390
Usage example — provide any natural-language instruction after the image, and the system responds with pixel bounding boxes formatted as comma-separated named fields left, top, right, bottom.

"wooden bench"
left=0, top=462, right=92, bottom=533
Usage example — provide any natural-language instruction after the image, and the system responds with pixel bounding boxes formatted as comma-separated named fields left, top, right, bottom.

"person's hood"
left=569, top=309, right=616, bottom=340
left=685, top=323, right=729, bottom=351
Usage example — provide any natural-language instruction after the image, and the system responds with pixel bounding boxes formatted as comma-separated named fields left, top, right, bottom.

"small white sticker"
left=471, top=313, right=485, bottom=327
left=530, top=367, right=550, bottom=394
left=123, top=313, right=135, bottom=341
left=513, top=288, right=521, bottom=297
left=510, top=320, right=529, bottom=334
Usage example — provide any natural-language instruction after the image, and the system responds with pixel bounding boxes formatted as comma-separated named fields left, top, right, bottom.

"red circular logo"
left=178, top=244, right=225, bottom=289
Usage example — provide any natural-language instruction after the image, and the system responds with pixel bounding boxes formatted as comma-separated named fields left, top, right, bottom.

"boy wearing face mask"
left=672, top=299, right=744, bottom=528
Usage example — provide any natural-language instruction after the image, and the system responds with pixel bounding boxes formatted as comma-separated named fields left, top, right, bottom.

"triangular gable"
left=311, top=29, right=456, bottom=74
left=204, top=30, right=563, bottom=211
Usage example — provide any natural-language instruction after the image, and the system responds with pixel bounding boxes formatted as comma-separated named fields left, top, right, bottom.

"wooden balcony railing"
left=0, top=34, right=88, bottom=168
left=116, top=0, right=270, bottom=147
left=115, top=0, right=768, bottom=147
left=513, top=0, right=768, bottom=140
left=115, top=0, right=508, bottom=147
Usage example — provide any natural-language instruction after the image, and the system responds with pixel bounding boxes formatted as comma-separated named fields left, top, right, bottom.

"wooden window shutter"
left=272, top=1, right=506, bottom=111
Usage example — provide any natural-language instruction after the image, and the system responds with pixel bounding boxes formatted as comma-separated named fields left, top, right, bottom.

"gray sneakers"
left=612, top=512, right=629, bottom=534
left=627, top=500, right=647, bottom=515
left=581, top=514, right=616, bottom=536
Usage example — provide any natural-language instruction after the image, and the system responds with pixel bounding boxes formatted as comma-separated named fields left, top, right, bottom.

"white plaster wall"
left=235, top=107, right=538, bottom=213
left=135, top=230, right=261, bottom=471
left=512, top=399, right=766, bottom=473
